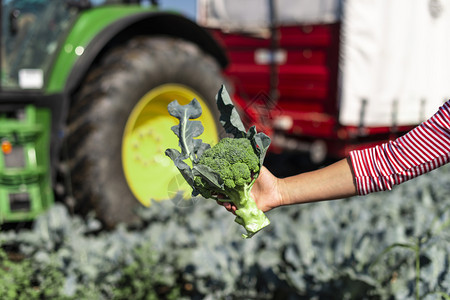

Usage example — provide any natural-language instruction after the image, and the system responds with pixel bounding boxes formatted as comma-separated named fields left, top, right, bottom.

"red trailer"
left=198, top=0, right=450, bottom=163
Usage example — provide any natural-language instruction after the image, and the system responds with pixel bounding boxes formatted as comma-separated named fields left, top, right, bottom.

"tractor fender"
left=65, top=11, right=228, bottom=95
left=46, top=8, right=228, bottom=95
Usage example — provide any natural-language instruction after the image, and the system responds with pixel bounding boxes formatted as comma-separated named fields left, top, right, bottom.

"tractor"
left=0, top=0, right=228, bottom=227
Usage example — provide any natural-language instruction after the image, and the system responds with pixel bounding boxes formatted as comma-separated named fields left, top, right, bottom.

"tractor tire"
left=65, top=36, right=225, bottom=228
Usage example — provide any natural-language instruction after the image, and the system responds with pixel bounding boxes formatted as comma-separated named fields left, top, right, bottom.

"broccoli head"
left=193, top=137, right=270, bottom=238
left=198, top=137, right=258, bottom=187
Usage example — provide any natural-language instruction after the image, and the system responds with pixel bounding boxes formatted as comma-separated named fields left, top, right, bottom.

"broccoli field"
left=0, top=157, right=449, bottom=299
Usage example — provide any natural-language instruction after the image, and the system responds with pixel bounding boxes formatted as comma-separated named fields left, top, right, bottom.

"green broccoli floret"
left=193, top=137, right=270, bottom=238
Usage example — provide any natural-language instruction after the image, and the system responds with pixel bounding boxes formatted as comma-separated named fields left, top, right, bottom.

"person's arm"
left=277, top=157, right=356, bottom=207
left=275, top=99, right=450, bottom=209
left=221, top=158, right=357, bottom=213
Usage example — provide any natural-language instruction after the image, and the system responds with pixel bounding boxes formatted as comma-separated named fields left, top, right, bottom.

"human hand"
left=217, top=166, right=283, bottom=214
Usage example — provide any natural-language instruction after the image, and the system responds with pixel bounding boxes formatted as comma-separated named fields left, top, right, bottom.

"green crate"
left=0, top=183, right=44, bottom=222
left=0, top=105, right=53, bottom=223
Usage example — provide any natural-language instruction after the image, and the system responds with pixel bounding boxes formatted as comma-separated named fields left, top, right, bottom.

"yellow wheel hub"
left=122, top=84, right=219, bottom=206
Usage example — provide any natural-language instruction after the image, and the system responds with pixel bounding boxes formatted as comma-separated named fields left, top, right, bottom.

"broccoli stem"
left=220, top=182, right=270, bottom=239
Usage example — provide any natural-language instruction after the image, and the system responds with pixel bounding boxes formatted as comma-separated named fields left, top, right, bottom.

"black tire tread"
left=64, top=36, right=225, bottom=227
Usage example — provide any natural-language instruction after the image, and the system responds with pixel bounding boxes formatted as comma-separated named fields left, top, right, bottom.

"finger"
left=222, top=202, right=232, bottom=210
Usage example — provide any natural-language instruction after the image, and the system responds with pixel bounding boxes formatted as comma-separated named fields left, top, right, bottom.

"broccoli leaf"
left=165, top=99, right=211, bottom=191
left=195, top=143, right=211, bottom=161
left=167, top=99, right=208, bottom=163
left=217, top=86, right=271, bottom=170
left=165, top=148, right=194, bottom=187
left=216, top=85, right=247, bottom=138
left=247, top=126, right=271, bottom=170
left=193, top=165, right=224, bottom=190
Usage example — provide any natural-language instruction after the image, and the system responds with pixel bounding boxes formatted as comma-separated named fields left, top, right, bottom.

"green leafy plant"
left=0, top=245, right=70, bottom=300
left=165, top=85, right=271, bottom=238
left=369, top=204, right=450, bottom=300
left=113, top=245, right=180, bottom=300
left=0, top=247, right=38, bottom=300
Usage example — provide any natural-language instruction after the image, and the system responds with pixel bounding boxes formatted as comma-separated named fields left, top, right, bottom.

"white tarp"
left=339, top=0, right=450, bottom=126
left=197, top=0, right=341, bottom=31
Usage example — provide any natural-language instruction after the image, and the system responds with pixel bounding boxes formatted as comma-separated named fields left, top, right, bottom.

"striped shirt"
left=349, top=100, right=450, bottom=195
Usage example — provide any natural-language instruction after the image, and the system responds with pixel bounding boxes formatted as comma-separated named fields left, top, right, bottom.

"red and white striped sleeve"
left=349, top=100, right=450, bottom=195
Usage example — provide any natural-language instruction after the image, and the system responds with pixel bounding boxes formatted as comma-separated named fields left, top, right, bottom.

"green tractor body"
left=0, top=0, right=227, bottom=225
